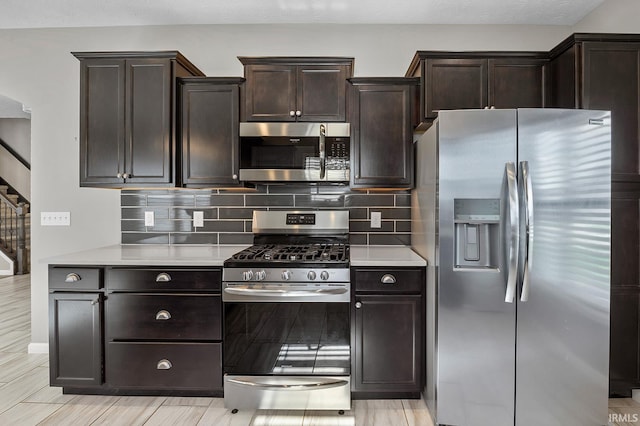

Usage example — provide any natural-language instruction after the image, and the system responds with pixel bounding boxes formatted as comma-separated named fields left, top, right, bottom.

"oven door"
left=222, top=282, right=350, bottom=410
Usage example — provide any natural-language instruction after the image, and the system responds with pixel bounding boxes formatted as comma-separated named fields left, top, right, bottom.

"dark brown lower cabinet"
left=352, top=267, right=425, bottom=398
left=49, top=292, right=103, bottom=387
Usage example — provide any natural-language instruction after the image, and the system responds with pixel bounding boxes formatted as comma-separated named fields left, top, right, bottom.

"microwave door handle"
left=319, top=124, right=326, bottom=179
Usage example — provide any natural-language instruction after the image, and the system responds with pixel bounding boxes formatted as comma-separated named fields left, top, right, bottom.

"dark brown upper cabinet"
left=73, top=52, right=203, bottom=188
left=239, top=57, right=354, bottom=122
left=348, top=78, right=419, bottom=189
left=178, top=77, right=245, bottom=188
left=406, top=52, right=548, bottom=129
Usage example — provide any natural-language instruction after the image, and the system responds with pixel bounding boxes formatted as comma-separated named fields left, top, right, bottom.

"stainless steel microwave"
left=239, top=122, right=350, bottom=183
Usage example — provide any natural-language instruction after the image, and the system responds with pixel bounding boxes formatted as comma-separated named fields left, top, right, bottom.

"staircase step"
left=0, top=185, right=8, bottom=194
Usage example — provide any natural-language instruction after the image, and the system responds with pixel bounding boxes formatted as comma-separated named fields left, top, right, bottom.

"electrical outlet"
left=193, top=211, right=204, bottom=228
left=41, top=212, right=70, bottom=226
left=371, top=211, right=382, bottom=229
left=144, top=211, right=155, bottom=227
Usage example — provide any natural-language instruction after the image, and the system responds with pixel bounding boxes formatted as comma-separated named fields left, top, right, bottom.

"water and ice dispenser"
left=453, top=199, right=501, bottom=270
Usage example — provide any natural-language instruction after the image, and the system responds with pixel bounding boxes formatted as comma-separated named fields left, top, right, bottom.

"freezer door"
left=516, top=109, right=611, bottom=426
left=437, top=109, right=517, bottom=426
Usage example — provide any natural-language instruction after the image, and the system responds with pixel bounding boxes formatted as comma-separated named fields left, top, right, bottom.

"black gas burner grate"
left=230, top=243, right=349, bottom=263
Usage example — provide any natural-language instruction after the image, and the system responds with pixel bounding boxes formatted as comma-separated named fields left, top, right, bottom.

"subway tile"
left=196, top=194, right=244, bottom=207
left=121, top=220, right=147, bottom=232
left=199, top=220, right=244, bottom=233
left=147, top=194, right=196, bottom=207
left=345, top=194, right=394, bottom=207
left=170, top=233, right=218, bottom=245
left=267, top=185, right=315, bottom=194
left=170, top=208, right=218, bottom=220
left=219, top=233, right=254, bottom=245
left=219, top=208, right=255, bottom=220
left=148, top=220, right=193, bottom=232
left=396, top=221, right=412, bottom=232
left=295, top=194, right=345, bottom=208
left=349, top=221, right=394, bottom=233
left=122, top=233, right=170, bottom=244
left=376, top=207, right=411, bottom=220
left=245, top=221, right=253, bottom=232
left=348, top=208, right=368, bottom=220
left=369, top=234, right=411, bottom=245
left=395, top=194, right=412, bottom=207
left=349, top=234, right=367, bottom=245
left=121, top=194, right=146, bottom=207
left=245, top=195, right=294, bottom=207
left=121, top=207, right=169, bottom=220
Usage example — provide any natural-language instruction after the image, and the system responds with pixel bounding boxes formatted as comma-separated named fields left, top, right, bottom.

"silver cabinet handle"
left=156, top=359, right=172, bottom=370
left=64, top=273, right=81, bottom=283
left=91, top=298, right=99, bottom=306
left=504, top=162, right=520, bottom=303
left=155, top=272, right=171, bottom=282
left=289, top=110, right=295, bottom=117
left=355, top=301, right=362, bottom=309
left=122, top=173, right=130, bottom=179
left=228, top=377, right=348, bottom=390
left=116, top=172, right=123, bottom=178
left=520, top=161, right=534, bottom=302
left=319, top=124, right=326, bottom=179
left=232, top=174, right=238, bottom=180
left=295, top=110, right=302, bottom=117
left=381, top=274, right=396, bottom=284
left=155, top=310, right=171, bottom=320
left=355, top=174, right=360, bottom=179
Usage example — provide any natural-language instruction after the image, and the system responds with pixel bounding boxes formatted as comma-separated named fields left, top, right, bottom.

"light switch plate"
left=41, top=212, right=70, bottom=226
left=144, top=211, right=155, bottom=227
left=193, top=211, right=204, bottom=228
left=371, top=211, right=382, bottom=229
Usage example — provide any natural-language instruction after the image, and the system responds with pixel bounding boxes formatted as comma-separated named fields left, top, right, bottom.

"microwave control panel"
left=328, top=139, right=349, bottom=159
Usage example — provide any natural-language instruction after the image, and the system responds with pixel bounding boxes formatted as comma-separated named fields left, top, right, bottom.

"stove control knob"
left=320, top=271, right=330, bottom=281
left=255, top=270, right=266, bottom=281
left=242, top=270, right=254, bottom=281
left=307, top=270, right=317, bottom=280
left=282, top=270, right=292, bottom=281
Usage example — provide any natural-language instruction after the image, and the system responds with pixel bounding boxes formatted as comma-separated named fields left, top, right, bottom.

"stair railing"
left=0, top=191, right=29, bottom=274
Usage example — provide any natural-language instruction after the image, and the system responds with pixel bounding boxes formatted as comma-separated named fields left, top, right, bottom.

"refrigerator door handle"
left=505, top=161, right=519, bottom=303
left=520, top=161, right=534, bottom=302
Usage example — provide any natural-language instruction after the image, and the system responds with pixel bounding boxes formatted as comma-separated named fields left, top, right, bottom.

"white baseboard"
left=28, top=342, right=49, bottom=354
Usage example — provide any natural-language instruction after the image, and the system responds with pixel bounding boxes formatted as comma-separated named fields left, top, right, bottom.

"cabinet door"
left=297, top=65, right=348, bottom=122
left=244, top=65, right=297, bottom=121
left=353, top=294, right=422, bottom=392
left=425, top=58, right=487, bottom=117
left=49, top=293, right=103, bottom=386
left=125, top=58, right=173, bottom=184
left=79, top=58, right=126, bottom=186
left=351, top=84, right=414, bottom=188
left=488, top=58, right=547, bottom=108
left=181, top=83, right=240, bottom=186
left=582, top=42, right=640, bottom=180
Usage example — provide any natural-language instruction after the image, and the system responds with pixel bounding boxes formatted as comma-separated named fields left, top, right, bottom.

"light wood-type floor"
left=0, top=274, right=637, bottom=425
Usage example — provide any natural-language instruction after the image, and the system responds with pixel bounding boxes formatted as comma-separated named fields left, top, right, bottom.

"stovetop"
left=225, top=243, right=349, bottom=268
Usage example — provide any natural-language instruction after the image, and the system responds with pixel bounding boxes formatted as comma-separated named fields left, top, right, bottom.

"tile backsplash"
left=121, top=186, right=412, bottom=245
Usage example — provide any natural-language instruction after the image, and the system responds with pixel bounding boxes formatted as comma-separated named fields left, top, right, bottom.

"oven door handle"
left=227, top=377, right=348, bottom=390
left=223, top=287, right=348, bottom=297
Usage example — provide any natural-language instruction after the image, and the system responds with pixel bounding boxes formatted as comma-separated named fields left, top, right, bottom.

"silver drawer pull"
left=155, top=272, right=172, bottom=282
left=157, top=359, right=172, bottom=370
left=64, top=273, right=81, bottom=283
left=155, top=310, right=171, bottom=320
left=381, top=274, right=396, bottom=284
left=91, top=298, right=99, bottom=306
left=228, top=377, right=348, bottom=390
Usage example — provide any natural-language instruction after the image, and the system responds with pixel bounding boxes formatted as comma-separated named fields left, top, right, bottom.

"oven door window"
left=224, top=302, right=350, bottom=376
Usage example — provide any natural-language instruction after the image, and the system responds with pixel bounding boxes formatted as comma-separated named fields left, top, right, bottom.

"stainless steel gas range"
left=222, top=210, right=351, bottom=411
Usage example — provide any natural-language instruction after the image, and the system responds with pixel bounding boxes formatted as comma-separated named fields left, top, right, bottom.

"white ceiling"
left=0, top=0, right=606, bottom=29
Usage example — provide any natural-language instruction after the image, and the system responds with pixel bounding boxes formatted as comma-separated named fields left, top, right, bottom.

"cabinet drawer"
left=353, top=268, right=424, bottom=293
left=107, top=294, right=221, bottom=340
left=49, top=267, right=103, bottom=291
left=107, top=268, right=221, bottom=292
left=106, top=342, right=222, bottom=390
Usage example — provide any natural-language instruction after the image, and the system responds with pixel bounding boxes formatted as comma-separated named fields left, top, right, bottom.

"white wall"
left=573, top=0, right=640, bottom=32
left=0, top=118, right=31, bottom=163
left=0, top=22, right=596, bottom=347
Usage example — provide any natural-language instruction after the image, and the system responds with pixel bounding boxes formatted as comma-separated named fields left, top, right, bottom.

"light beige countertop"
left=45, top=244, right=427, bottom=267
left=44, top=244, right=250, bottom=266
left=350, top=245, right=427, bottom=267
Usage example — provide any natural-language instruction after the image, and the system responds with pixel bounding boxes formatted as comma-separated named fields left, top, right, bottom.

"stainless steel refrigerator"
left=411, top=109, right=611, bottom=426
